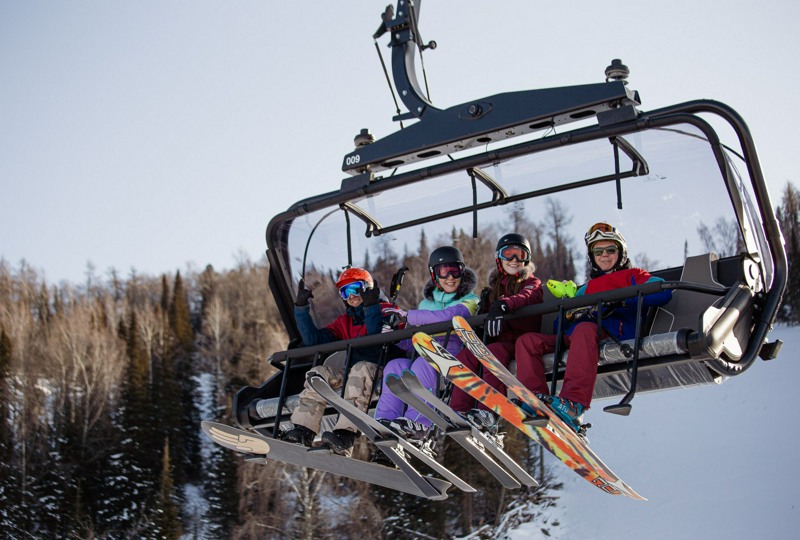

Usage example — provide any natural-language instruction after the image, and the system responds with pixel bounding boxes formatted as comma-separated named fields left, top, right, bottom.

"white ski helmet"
left=585, top=222, right=628, bottom=272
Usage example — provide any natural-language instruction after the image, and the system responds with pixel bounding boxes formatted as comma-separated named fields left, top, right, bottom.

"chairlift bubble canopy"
left=240, top=0, right=786, bottom=438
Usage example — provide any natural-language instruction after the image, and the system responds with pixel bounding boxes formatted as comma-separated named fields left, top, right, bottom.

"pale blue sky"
left=2, top=1, right=799, bottom=284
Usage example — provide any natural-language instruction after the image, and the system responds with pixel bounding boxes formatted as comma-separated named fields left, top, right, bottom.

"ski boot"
left=510, top=397, right=550, bottom=428
left=548, top=396, right=590, bottom=439
left=280, top=424, right=315, bottom=448
left=320, top=429, right=358, bottom=457
left=463, top=408, right=505, bottom=449
left=370, top=449, right=397, bottom=468
left=379, top=417, right=428, bottom=441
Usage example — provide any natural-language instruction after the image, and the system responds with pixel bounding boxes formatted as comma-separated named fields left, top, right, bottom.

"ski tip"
left=452, top=315, right=468, bottom=327
left=412, top=331, right=430, bottom=342
left=201, top=421, right=272, bottom=455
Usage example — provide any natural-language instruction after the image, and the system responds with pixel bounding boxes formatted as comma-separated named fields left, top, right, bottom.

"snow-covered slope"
left=511, top=325, right=799, bottom=539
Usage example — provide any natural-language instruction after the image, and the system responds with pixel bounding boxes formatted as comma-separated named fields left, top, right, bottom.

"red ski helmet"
left=335, top=267, right=373, bottom=289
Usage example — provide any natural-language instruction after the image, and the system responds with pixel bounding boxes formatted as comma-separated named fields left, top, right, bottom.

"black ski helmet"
left=428, top=246, right=465, bottom=288
left=495, top=233, right=532, bottom=275
left=496, top=233, right=531, bottom=255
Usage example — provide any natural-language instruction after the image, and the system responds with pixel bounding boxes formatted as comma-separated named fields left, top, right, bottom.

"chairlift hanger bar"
left=340, top=202, right=382, bottom=237
left=468, top=167, right=508, bottom=203
left=342, top=1, right=640, bottom=175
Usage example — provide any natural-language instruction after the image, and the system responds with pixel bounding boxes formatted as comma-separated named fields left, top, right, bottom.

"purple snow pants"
left=374, top=355, right=440, bottom=426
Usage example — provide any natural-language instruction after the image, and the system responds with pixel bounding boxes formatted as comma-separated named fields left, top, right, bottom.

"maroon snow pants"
left=449, top=341, right=515, bottom=413
left=514, top=321, right=599, bottom=408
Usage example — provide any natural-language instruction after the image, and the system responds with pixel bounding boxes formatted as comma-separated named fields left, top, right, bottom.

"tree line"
left=1, top=184, right=797, bottom=538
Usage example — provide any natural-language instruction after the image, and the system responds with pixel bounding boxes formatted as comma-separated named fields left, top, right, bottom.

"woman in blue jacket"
left=374, top=246, right=480, bottom=438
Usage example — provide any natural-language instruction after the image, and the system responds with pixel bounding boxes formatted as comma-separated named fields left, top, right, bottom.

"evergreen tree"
left=97, top=310, right=159, bottom=534
left=0, top=328, right=22, bottom=534
left=169, top=272, right=193, bottom=352
left=204, top=441, right=241, bottom=538
left=167, top=272, right=201, bottom=485
left=153, top=438, right=181, bottom=539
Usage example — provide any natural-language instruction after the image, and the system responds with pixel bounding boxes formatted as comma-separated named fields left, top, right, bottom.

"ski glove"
left=360, top=280, right=381, bottom=307
left=479, top=287, right=492, bottom=314
left=486, top=300, right=509, bottom=337
left=382, top=306, right=407, bottom=323
left=382, top=306, right=407, bottom=332
left=295, top=279, right=313, bottom=307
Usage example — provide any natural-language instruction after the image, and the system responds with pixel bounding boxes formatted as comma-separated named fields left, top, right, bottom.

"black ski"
left=395, top=370, right=538, bottom=488
left=386, top=373, right=522, bottom=489
left=201, top=421, right=451, bottom=499
left=307, top=373, right=476, bottom=494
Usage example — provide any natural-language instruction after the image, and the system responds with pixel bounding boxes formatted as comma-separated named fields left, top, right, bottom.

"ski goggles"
left=584, top=221, right=618, bottom=245
left=498, top=244, right=530, bottom=263
left=591, top=245, right=619, bottom=257
left=339, top=281, right=366, bottom=299
left=434, top=263, right=464, bottom=279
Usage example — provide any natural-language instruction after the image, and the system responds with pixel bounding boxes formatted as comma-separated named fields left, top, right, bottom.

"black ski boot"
left=281, top=424, right=315, bottom=448
left=371, top=450, right=397, bottom=468
left=321, top=429, right=358, bottom=456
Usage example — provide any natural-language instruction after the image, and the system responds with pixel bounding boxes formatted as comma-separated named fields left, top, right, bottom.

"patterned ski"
left=306, top=373, right=476, bottom=494
left=201, top=421, right=451, bottom=499
left=450, top=315, right=645, bottom=500
left=412, top=329, right=644, bottom=500
left=386, top=372, right=523, bottom=489
left=396, top=370, right=538, bottom=488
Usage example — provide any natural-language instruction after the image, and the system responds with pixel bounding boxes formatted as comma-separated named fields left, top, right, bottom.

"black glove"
left=479, top=287, right=492, bottom=314
left=486, top=300, right=509, bottom=338
left=295, top=279, right=313, bottom=307
left=361, top=280, right=381, bottom=307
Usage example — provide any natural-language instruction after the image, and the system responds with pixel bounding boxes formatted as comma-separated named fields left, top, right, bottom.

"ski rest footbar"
left=306, top=373, right=476, bottom=494
left=385, top=372, right=527, bottom=490
left=201, top=421, right=450, bottom=499
left=421, top=319, right=645, bottom=500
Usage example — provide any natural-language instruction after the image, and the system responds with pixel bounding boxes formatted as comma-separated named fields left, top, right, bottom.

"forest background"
left=1, top=182, right=799, bottom=539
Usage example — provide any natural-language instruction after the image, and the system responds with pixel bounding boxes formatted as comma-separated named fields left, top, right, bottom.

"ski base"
left=201, top=421, right=451, bottom=499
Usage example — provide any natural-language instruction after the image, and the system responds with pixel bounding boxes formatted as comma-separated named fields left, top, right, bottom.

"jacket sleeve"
left=629, top=273, right=673, bottom=307
left=294, top=305, right=338, bottom=346
left=501, top=275, right=544, bottom=311
left=364, top=303, right=384, bottom=335
left=406, top=295, right=480, bottom=326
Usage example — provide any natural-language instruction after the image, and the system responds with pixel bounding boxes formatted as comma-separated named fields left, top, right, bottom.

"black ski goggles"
left=434, top=263, right=464, bottom=279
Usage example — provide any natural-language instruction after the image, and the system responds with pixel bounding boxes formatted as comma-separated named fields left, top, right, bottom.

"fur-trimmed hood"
left=422, top=267, right=478, bottom=301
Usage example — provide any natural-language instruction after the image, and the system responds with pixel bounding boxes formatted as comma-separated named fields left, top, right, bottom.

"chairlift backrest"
left=649, top=252, right=722, bottom=335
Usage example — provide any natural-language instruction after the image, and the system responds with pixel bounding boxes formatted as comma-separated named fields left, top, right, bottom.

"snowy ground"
left=510, top=325, right=799, bottom=539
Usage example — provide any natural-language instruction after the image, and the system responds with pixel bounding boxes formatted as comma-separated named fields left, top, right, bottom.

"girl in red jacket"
left=449, top=233, right=543, bottom=431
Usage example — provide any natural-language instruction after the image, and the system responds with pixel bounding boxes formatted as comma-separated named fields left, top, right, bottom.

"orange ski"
left=413, top=327, right=644, bottom=500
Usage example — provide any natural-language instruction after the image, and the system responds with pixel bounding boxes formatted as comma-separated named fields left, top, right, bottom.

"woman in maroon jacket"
left=449, top=233, right=543, bottom=430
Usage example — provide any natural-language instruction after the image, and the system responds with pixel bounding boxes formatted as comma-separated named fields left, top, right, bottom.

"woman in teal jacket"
left=374, top=246, right=480, bottom=437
